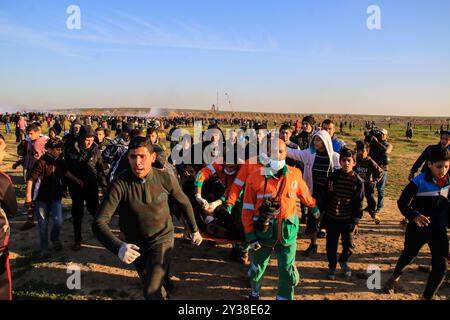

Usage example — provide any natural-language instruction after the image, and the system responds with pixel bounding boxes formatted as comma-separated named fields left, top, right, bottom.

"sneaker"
left=373, top=214, right=381, bottom=225
left=340, top=262, right=352, bottom=279
left=327, top=268, right=336, bottom=280
left=71, top=242, right=81, bottom=251
left=318, top=228, right=327, bottom=238
left=20, top=221, right=36, bottom=231
left=53, top=241, right=63, bottom=252
left=248, top=294, right=260, bottom=300
left=383, top=277, right=399, bottom=294
left=303, top=243, right=318, bottom=257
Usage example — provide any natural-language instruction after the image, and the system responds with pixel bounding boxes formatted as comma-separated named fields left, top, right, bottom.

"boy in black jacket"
left=384, top=147, right=449, bottom=300
left=320, top=148, right=364, bottom=280
left=355, top=141, right=384, bottom=224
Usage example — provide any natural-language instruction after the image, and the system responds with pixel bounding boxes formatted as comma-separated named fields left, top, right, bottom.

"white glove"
left=195, top=193, right=209, bottom=208
left=118, top=243, right=141, bottom=264
left=249, top=241, right=261, bottom=251
left=191, top=231, right=203, bottom=246
left=312, top=209, right=321, bottom=220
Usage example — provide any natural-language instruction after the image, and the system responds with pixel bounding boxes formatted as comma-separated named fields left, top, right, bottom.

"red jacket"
left=0, top=172, right=17, bottom=253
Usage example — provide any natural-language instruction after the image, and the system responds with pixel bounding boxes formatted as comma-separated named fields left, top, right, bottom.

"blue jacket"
left=332, top=136, right=346, bottom=153
left=397, top=172, right=450, bottom=230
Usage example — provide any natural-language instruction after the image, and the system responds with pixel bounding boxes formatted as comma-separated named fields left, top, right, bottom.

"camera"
left=255, top=198, right=281, bottom=232
left=365, top=128, right=383, bottom=143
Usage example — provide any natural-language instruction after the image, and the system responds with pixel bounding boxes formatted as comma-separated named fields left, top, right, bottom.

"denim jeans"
left=35, top=201, right=63, bottom=251
left=376, top=171, right=388, bottom=210
left=364, top=183, right=377, bottom=215
left=4, top=123, right=10, bottom=134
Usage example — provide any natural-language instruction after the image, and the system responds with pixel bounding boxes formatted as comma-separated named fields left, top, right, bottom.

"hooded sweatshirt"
left=286, top=130, right=340, bottom=195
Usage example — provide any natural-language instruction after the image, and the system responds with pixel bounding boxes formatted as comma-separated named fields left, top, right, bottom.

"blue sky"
left=0, top=0, right=449, bottom=116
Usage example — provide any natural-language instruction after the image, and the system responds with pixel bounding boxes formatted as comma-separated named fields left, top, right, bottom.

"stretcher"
left=199, top=230, right=244, bottom=245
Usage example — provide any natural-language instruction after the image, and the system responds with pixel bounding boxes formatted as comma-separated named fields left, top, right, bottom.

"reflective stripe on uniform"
left=256, top=193, right=273, bottom=199
left=234, top=178, right=244, bottom=187
left=207, top=164, right=216, bottom=175
left=243, top=203, right=255, bottom=210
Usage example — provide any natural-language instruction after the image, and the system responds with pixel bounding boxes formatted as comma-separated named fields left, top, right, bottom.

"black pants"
left=69, top=186, right=99, bottom=243
left=0, top=253, right=12, bottom=300
left=134, top=240, right=173, bottom=300
left=393, top=224, right=448, bottom=300
left=324, top=219, right=354, bottom=269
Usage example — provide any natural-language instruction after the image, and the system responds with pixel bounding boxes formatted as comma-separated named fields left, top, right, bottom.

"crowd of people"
left=0, top=111, right=449, bottom=300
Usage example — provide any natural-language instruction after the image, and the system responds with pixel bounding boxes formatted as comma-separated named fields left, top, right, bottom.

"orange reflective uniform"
left=242, top=165, right=318, bottom=244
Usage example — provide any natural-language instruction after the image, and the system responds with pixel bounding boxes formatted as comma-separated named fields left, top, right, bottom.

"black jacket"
left=369, top=139, right=391, bottom=170
left=64, top=142, right=107, bottom=194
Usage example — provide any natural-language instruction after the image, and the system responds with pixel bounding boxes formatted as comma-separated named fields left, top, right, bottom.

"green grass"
left=13, top=280, right=114, bottom=300
left=2, top=120, right=443, bottom=202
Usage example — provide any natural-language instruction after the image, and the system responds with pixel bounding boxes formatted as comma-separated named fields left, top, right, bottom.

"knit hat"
left=302, top=115, right=315, bottom=127
left=79, top=125, right=96, bottom=140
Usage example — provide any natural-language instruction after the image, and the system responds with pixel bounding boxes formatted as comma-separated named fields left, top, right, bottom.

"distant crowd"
left=0, top=111, right=449, bottom=300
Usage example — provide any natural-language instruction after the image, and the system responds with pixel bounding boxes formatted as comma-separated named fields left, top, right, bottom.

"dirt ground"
left=7, top=195, right=450, bottom=300
left=1, top=135, right=449, bottom=300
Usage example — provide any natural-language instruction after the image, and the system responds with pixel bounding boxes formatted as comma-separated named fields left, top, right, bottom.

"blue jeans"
left=4, top=123, right=10, bottom=134
left=376, top=171, right=388, bottom=210
left=364, top=183, right=377, bottom=215
left=35, top=201, right=63, bottom=251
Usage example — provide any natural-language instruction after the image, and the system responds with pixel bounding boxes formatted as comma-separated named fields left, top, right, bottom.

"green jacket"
left=93, top=168, right=198, bottom=253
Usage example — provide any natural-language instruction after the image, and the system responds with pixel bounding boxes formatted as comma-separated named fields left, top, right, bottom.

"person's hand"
left=408, top=173, right=414, bottom=181
left=195, top=193, right=208, bottom=209
left=353, top=224, right=359, bottom=235
left=207, top=199, right=223, bottom=213
left=118, top=243, right=141, bottom=264
left=248, top=241, right=261, bottom=251
left=413, top=214, right=430, bottom=227
left=191, top=231, right=203, bottom=246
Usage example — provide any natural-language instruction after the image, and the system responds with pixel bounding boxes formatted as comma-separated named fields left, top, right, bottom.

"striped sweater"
left=320, top=170, right=364, bottom=222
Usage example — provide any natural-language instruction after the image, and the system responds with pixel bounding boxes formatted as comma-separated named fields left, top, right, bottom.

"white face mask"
left=224, top=168, right=236, bottom=175
left=269, top=159, right=286, bottom=173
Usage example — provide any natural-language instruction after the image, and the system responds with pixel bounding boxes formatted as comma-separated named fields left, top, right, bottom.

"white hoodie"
left=286, top=130, right=340, bottom=194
